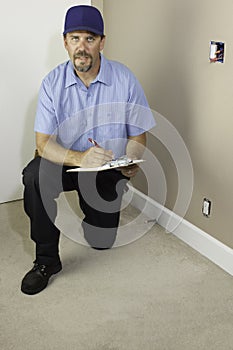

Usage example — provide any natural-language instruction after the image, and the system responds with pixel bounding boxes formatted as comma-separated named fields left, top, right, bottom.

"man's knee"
left=83, top=222, right=117, bottom=249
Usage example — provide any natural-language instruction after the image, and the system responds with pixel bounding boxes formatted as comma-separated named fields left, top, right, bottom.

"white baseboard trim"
left=127, top=184, right=233, bottom=276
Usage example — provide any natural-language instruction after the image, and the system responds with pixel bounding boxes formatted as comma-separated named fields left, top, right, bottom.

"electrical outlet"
left=202, top=198, right=211, bottom=217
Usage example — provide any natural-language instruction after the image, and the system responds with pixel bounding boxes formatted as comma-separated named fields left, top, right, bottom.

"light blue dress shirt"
left=35, top=54, right=156, bottom=157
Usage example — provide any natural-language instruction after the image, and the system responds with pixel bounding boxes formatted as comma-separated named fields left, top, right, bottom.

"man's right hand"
left=35, top=132, right=113, bottom=168
left=80, top=147, right=113, bottom=168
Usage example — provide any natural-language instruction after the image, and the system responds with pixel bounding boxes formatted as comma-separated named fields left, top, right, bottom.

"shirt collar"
left=93, top=54, right=112, bottom=86
left=65, top=54, right=112, bottom=88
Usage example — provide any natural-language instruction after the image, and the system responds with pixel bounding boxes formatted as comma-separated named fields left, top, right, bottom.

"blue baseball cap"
left=63, top=5, right=104, bottom=36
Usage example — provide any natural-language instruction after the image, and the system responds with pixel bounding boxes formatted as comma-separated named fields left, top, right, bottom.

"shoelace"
left=33, top=263, right=47, bottom=276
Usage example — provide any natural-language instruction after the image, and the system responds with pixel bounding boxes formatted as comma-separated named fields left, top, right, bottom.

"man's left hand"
left=120, top=164, right=139, bottom=178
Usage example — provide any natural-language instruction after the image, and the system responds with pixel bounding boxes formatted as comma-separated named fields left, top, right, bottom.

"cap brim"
left=63, top=26, right=103, bottom=36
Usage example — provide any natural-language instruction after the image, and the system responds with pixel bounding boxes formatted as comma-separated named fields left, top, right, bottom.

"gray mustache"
left=74, top=51, right=91, bottom=59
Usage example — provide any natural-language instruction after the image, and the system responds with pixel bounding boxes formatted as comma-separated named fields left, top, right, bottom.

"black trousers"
left=22, top=157, right=128, bottom=265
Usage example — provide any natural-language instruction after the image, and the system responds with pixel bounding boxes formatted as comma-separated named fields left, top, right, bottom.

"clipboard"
left=66, top=157, right=145, bottom=172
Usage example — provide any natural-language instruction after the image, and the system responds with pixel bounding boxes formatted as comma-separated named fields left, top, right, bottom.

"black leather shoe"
left=21, top=261, right=62, bottom=295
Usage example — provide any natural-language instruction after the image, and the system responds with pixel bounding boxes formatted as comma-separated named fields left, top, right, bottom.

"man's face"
left=64, top=31, right=105, bottom=73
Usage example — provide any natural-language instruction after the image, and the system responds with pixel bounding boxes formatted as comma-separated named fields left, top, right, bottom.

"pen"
left=88, top=138, right=100, bottom=147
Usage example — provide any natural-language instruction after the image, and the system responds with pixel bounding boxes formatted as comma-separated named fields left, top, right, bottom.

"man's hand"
left=36, top=132, right=114, bottom=167
left=120, top=164, right=139, bottom=178
left=120, top=132, right=146, bottom=177
left=80, top=146, right=113, bottom=168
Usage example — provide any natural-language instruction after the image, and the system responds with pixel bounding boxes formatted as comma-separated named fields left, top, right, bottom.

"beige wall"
left=0, top=0, right=92, bottom=203
left=95, top=0, right=233, bottom=248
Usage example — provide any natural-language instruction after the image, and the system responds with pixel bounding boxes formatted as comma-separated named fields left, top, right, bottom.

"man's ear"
left=63, top=36, right=68, bottom=50
left=100, top=36, right=106, bottom=51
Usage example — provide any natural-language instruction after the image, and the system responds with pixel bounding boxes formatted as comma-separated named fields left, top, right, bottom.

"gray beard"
left=73, top=51, right=93, bottom=73
left=75, top=62, right=92, bottom=72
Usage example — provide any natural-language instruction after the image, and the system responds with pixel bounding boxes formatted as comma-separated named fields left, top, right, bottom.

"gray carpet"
left=1, top=199, right=233, bottom=350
